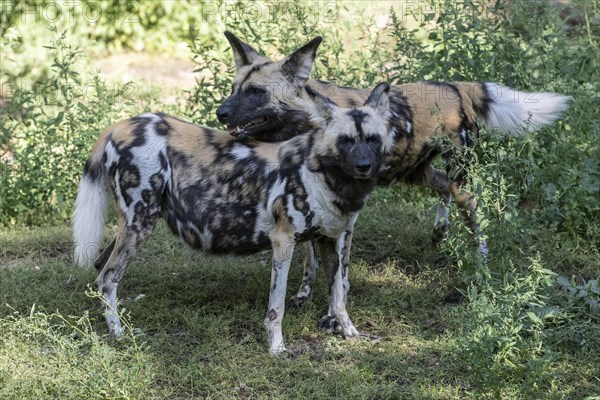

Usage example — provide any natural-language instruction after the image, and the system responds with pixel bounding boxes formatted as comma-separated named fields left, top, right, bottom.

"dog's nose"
left=356, top=160, right=372, bottom=173
left=216, top=106, right=230, bottom=123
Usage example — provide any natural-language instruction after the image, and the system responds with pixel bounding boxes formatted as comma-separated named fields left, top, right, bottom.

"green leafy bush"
left=0, top=30, right=144, bottom=225
left=454, top=259, right=557, bottom=397
left=2, top=0, right=599, bottom=239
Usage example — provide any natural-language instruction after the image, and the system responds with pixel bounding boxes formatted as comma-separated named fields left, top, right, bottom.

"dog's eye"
left=366, top=135, right=381, bottom=144
left=340, top=136, right=355, bottom=145
left=247, top=86, right=266, bottom=95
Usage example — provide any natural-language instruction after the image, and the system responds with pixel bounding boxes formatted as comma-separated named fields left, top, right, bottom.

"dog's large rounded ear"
left=364, top=82, right=391, bottom=119
left=224, top=31, right=263, bottom=68
left=281, top=36, right=323, bottom=87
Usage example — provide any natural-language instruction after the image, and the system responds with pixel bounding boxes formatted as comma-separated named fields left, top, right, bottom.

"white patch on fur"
left=300, top=166, right=358, bottom=237
left=73, top=172, right=108, bottom=267
left=198, top=224, right=213, bottom=251
left=434, top=199, right=451, bottom=231
left=285, top=192, right=307, bottom=232
left=386, top=126, right=398, bottom=153
left=406, top=121, right=412, bottom=134
left=483, top=83, right=571, bottom=135
left=459, top=128, right=467, bottom=144
left=138, top=112, right=160, bottom=119
left=175, top=218, right=183, bottom=232
left=253, top=201, right=272, bottom=244
left=266, top=178, right=286, bottom=205
left=104, top=141, right=128, bottom=214
left=231, top=143, right=252, bottom=160
left=122, top=115, right=169, bottom=224
left=259, top=178, right=287, bottom=241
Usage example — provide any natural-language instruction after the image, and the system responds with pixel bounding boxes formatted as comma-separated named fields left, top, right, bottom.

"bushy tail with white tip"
left=481, top=83, right=571, bottom=134
left=73, top=157, right=109, bottom=267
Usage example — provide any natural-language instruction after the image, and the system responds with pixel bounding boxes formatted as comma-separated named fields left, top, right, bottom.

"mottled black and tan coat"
left=216, top=32, right=571, bottom=304
left=73, top=82, right=393, bottom=354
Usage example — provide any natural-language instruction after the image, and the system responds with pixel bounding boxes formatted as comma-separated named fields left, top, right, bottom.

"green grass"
left=1, top=187, right=598, bottom=399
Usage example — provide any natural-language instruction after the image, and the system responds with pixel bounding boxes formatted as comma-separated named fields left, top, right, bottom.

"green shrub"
left=454, top=258, right=558, bottom=397
left=0, top=29, right=145, bottom=225
left=2, top=0, right=599, bottom=241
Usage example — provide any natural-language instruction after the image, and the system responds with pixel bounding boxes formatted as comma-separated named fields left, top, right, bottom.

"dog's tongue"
left=227, top=126, right=237, bottom=134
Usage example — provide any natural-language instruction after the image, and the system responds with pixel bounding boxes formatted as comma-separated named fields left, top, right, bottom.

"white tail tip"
left=73, top=173, right=108, bottom=267
left=484, top=83, right=571, bottom=135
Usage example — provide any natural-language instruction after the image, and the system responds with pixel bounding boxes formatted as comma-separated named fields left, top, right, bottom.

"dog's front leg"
left=316, top=232, right=359, bottom=338
left=265, top=229, right=296, bottom=354
left=290, top=240, right=319, bottom=306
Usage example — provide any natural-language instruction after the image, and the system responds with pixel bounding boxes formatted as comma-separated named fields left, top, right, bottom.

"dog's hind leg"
left=289, top=240, right=319, bottom=307
left=433, top=193, right=452, bottom=243
left=423, top=166, right=488, bottom=256
left=424, top=167, right=452, bottom=243
left=94, top=238, right=116, bottom=271
left=95, top=208, right=159, bottom=337
left=448, top=180, right=488, bottom=257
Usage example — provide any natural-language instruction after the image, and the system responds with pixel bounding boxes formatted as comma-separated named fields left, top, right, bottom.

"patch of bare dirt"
left=94, top=52, right=197, bottom=100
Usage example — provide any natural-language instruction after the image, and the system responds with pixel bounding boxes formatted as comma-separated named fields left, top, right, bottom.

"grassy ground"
left=1, top=187, right=598, bottom=399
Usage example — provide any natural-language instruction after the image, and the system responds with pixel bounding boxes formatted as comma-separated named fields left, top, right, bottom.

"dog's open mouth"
left=227, top=116, right=269, bottom=138
left=354, top=172, right=372, bottom=180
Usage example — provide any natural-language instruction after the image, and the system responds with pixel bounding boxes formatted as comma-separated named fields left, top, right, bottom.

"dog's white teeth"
left=243, top=117, right=265, bottom=130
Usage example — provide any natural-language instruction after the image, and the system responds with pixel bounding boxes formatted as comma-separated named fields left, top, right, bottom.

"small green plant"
left=455, top=257, right=558, bottom=398
left=549, top=276, right=600, bottom=351
left=557, top=276, right=600, bottom=313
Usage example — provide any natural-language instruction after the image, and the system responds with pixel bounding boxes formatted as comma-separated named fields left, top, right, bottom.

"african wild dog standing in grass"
left=216, top=32, right=571, bottom=304
left=72, top=82, right=392, bottom=354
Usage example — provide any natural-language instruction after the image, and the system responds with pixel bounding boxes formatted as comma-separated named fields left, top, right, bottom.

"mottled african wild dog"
left=216, top=32, right=571, bottom=304
left=73, top=82, right=392, bottom=354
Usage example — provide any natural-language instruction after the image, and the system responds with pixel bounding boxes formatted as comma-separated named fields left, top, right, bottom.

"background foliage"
left=1, top=0, right=599, bottom=398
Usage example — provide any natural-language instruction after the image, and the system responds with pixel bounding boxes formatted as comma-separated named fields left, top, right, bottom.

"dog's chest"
left=287, top=168, right=357, bottom=240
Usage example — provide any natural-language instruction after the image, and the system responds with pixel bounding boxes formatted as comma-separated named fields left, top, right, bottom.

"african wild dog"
left=72, top=82, right=392, bottom=354
left=216, top=32, right=571, bottom=304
